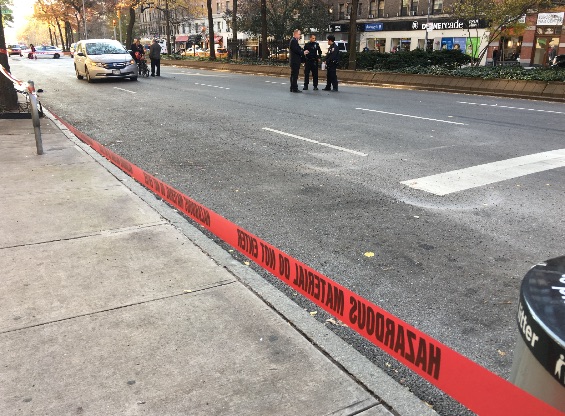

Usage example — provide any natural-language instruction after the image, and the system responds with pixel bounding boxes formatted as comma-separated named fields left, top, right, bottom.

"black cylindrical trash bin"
left=509, top=256, right=565, bottom=411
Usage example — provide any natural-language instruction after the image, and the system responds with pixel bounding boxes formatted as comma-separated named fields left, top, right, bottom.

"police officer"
left=303, top=34, right=322, bottom=91
left=323, top=35, right=339, bottom=92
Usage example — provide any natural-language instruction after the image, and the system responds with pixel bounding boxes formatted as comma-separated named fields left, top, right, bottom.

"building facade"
left=326, top=0, right=489, bottom=63
left=137, top=0, right=248, bottom=51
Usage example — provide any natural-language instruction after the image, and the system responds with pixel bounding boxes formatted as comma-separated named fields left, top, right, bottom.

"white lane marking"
left=458, top=101, right=565, bottom=115
left=114, top=87, right=136, bottom=94
left=401, top=149, right=565, bottom=195
left=171, top=72, right=228, bottom=77
left=262, top=127, right=368, bottom=156
left=356, top=108, right=467, bottom=125
left=194, top=82, right=229, bottom=90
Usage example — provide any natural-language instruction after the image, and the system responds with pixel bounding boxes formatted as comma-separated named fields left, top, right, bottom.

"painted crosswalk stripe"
left=263, top=127, right=368, bottom=156
left=401, top=149, right=565, bottom=195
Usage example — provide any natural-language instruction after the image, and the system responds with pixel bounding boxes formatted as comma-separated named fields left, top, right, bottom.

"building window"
left=401, top=0, right=409, bottom=16
left=226, top=1, right=230, bottom=11
left=217, top=21, right=222, bottom=31
left=378, top=0, right=385, bottom=17
left=369, top=0, right=376, bottom=16
left=339, top=3, right=345, bottom=19
left=346, top=3, right=352, bottom=17
left=217, top=2, right=220, bottom=12
left=411, top=0, right=418, bottom=15
left=358, top=3, right=363, bottom=17
left=432, top=0, right=443, bottom=14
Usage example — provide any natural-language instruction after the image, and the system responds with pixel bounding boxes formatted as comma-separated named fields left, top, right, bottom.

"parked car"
left=182, top=46, right=203, bottom=56
left=74, top=39, right=138, bottom=82
left=552, top=54, right=565, bottom=68
left=34, top=45, right=63, bottom=59
left=7, top=44, right=23, bottom=57
left=335, top=41, right=348, bottom=52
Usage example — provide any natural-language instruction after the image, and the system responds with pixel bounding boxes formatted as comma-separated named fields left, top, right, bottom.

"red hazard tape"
left=56, top=114, right=563, bottom=416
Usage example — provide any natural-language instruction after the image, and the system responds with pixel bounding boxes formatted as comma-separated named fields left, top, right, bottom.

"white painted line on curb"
left=401, top=149, right=565, bottom=195
left=356, top=108, right=467, bottom=125
left=262, top=127, right=368, bottom=156
left=457, top=101, right=565, bottom=115
left=113, top=87, right=136, bottom=94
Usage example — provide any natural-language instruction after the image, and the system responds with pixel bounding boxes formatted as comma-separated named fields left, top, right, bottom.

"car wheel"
left=75, top=65, right=83, bottom=80
left=86, top=68, right=93, bottom=83
left=54, top=53, right=60, bottom=59
left=130, top=76, right=138, bottom=81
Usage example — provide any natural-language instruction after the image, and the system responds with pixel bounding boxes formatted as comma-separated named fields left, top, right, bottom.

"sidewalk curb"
left=45, top=108, right=438, bottom=416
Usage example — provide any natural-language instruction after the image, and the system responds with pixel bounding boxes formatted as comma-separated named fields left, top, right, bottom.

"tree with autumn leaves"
left=451, top=0, right=565, bottom=65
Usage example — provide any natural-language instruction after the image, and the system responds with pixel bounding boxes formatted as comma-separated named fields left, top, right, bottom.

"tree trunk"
left=75, top=14, right=82, bottom=41
left=166, top=0, right=172, bottom=55
left=348, top=0, right=359, bottom=70
left=260, top=0, right=267, bottom=59
left=0, top=11, right=18, bottom=110
left=56, top=19, right=65, bottom=50
left=232, top=0, right=237, bottom=42
left=126, top=7, right=135, bottom=48
left=49, top=26, right=54, bottom=46
left=207, top=0, right=216, bottom=59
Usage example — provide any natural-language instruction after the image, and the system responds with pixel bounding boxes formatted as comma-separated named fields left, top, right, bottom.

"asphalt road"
left=8, top=56, right=565, bottom=415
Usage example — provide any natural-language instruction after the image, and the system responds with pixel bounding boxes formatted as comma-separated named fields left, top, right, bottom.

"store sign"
left=417, top=20, right=465, bottom=30
left=537, top=12, right=564, bottom=26
left=330, top=18, right=486, bottom=33
left=365, top=23, right=383, bottom=31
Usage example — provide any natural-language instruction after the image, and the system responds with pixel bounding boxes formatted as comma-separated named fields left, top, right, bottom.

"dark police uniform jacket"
left=289, top=37, right=304, bottom=66
left=325, top=43, right=340, bottom=66
left=304, top=41, right=322, bottom=62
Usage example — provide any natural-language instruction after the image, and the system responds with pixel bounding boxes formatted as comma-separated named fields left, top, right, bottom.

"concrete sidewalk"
left=0, top=114, right=436, bottom=415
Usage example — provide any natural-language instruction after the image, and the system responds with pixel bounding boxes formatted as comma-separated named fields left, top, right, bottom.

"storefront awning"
left=175, top=35, right=188, bottom=42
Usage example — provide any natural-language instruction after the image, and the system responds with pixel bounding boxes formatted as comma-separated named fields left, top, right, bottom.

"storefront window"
left=500, top=36, right=523, bottom=61
left=374, top=38, right=386, bottom=52
left=532, top=36, right=559, bottom=66
left=391, top=38, right=400, bottom=52
left=400, top=38, right=411, bottom=51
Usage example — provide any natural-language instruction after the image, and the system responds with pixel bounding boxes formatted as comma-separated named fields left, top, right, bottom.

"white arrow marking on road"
left=401, top=149, right=565, bottom=195
left=113, top=87, right=136, bottom=94
left=262, top=127, right=368, bottom=156
left=356, top=108, right=467, bottom=125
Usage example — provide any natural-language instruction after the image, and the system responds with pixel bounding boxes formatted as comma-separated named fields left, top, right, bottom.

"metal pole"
left=27, top=81, right=43, bottom=156
left=424, top=0, right=430, bottom=50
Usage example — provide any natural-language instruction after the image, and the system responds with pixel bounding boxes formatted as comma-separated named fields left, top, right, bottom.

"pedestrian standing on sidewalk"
left=303, top=34, right=322, bottom=91
left=323, top=35, right=339, bottom=92
left=492, top=47, right=499, bottom=66
left=149, top=39, right=161, bottom=77
left=289, top=29, right=309, bottom=93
